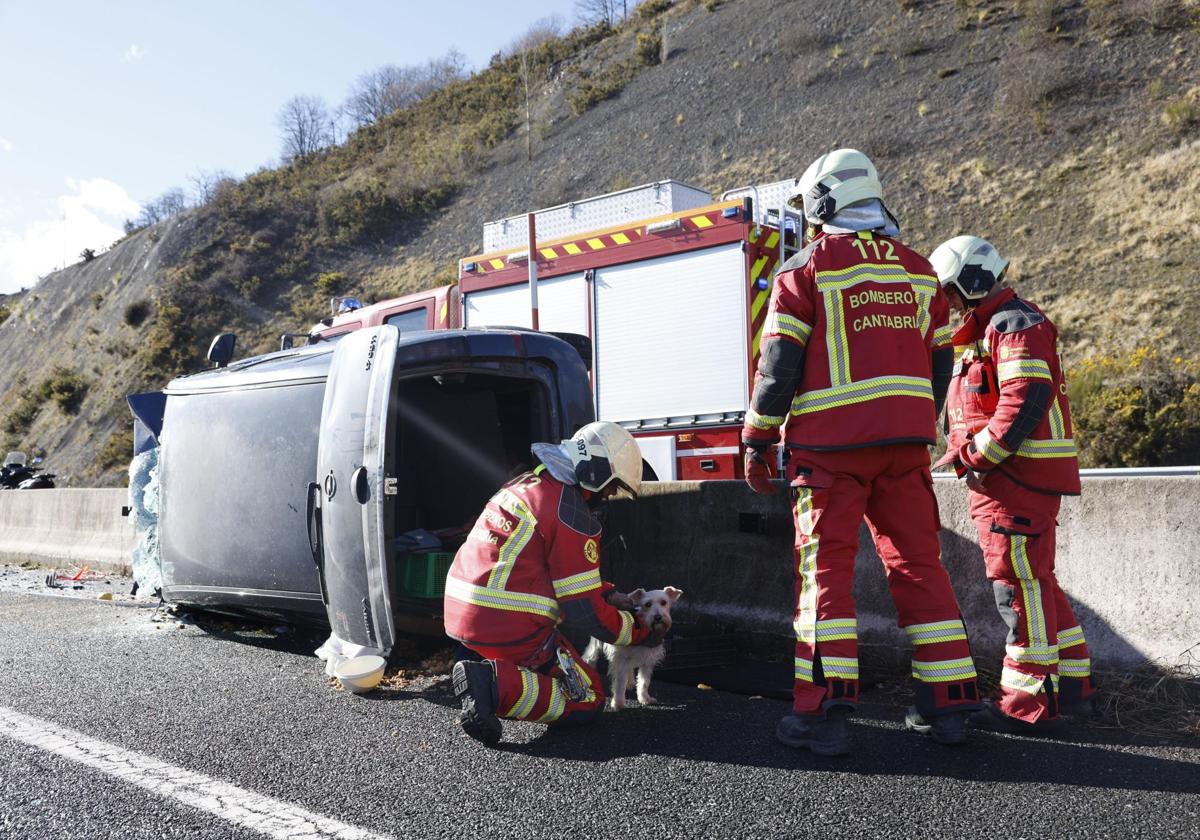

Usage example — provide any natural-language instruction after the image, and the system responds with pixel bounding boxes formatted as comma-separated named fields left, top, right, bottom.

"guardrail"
left=606, top=474, right=1200, bottom=675
left=0, top=489, right=133, bottom=574
left=2, top=471, right=1197, bottom=676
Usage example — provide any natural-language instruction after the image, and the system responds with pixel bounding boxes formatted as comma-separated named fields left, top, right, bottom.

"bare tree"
left=576, top=0, right=622, bottom=27
left=276, top=95, right=334, bottom=162
left=189, top=169, right=235, bottom=206
left=343, top=65, right=413, bottom=127
left=506, top=17, right=564, bottom=162
left=136, top=187, right=187, bottom=227
left=341, top=50, right=469, bottom=129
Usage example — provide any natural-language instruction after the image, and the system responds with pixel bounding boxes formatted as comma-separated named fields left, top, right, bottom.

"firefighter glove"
left=744, top=446, right=778, bottom=496
left=603, top=588, right=638, bottom=611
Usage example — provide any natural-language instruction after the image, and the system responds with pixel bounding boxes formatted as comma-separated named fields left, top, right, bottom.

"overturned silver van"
left=128, top=325, right=594, bottom=657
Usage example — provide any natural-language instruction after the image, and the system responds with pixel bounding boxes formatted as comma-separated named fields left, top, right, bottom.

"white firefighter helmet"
left=566, top=421, right=643, bottom=499
left=788, top=148, right=885, bottom=225
left=930, top=235, right=1009, bottom=303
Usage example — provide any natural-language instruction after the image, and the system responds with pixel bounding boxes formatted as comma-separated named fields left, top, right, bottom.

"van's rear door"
left=316, top=325, right=399, bottom=654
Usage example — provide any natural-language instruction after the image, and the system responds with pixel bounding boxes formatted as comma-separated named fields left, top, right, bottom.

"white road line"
left=0, top=705, right=392, bottom=840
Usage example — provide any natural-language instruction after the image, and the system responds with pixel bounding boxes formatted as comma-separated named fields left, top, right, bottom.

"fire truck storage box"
left=482, top=180, right=713, bottom=252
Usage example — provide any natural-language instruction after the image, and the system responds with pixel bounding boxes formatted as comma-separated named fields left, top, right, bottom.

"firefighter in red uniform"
left=742, top=149, right=981, bottom=755
left=446, top=421, right=661, bottom=745
left=930, top=235, right=1094, bottom=731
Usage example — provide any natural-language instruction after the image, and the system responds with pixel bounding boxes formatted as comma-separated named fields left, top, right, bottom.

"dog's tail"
left=581, top=637, right=601, bottom=665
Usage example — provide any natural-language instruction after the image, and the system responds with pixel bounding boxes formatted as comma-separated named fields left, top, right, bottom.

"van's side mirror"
left=207, top=333, right=237, bottom=368
left=280, top=335, right=294, bottom=351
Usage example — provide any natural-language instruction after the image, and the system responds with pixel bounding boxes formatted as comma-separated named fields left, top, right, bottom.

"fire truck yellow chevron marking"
left=563, top=243, right=582, bottom=255
left=765, top=232, right=779, bottom=249
left=611, top=232, right=631, bottom=245
left=540, top=248, right=558, bottom=259
left=489, top=259, right=505, bottom=270
left=586, top=238, right=606, bottom=250
left=751, top=286, right=770, bottom=323
left=751, top=255, right=768, bottom=284
left=690, top=215, right=714, bottom=229
left=753, top=297, right=769, bottom=353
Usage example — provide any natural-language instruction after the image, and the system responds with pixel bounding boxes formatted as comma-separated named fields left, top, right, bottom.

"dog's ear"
left=627, top=588, right=646, bottom=603
left=665, top=586, right=683, bottom=603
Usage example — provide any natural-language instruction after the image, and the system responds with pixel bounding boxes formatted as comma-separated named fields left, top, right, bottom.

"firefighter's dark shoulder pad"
left=990, top=298, right=1044, bottom=334
left=779, top=241, right=819, bottom=274
left=558, top=483, right=602, bottom=537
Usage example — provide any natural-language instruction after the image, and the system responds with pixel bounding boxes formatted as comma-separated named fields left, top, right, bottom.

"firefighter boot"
left=452, top=660, right=502, bottom=746
left=905, top=707, right=969, bottom=746
left=969, top=700, right=1063, bottom=736
left=775, top=707, right=850, bottom=756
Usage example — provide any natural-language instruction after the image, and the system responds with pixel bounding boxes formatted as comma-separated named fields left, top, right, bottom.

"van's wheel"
left=641, top=459, right=659, bottom=482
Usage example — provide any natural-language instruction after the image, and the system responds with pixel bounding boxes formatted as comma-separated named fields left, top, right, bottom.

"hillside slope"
left=3, top=0, right=1197, bottom=485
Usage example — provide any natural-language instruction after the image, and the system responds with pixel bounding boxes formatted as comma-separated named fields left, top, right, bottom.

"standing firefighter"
left=445, top=421, right=661, bottom=745
left=742, top=149, right=981, bottom=755
left=930, top=235, right=1094, bottom=731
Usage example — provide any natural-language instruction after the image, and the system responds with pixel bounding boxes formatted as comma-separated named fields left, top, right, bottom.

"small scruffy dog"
left=584, top=587, right=682, bottom=710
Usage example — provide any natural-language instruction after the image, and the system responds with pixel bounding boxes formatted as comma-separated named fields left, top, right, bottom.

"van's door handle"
left=307, top=482, right=329, bottom=606
left=351, top=467, right=370, bottom=505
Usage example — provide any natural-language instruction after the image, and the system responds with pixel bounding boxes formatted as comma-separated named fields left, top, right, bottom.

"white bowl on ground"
left=334, top=655, right=386, bottom=694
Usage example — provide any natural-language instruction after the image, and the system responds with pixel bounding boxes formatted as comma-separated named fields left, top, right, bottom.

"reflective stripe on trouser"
left=789, top=444, right=979, bottom=717
left=969, top=483, right=1094, bottom=723
left=489, top=639, right=605, bottom=726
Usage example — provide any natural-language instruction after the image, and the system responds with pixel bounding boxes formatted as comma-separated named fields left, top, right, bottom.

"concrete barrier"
left=606, top=476, right=1200, bottom=675
left=0, top=489, right=133, bottom=575
left=3, top=479, right=1196, bottom=676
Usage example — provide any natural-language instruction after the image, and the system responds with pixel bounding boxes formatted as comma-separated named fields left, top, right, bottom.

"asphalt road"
left=0, top=589, right=1197, bottom=840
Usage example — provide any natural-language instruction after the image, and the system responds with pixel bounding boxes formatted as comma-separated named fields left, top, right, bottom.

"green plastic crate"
left=398, top=552, right=454, bottom=599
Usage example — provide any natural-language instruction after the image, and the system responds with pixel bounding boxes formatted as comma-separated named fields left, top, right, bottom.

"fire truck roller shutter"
left=463, top=272, right=589, bottom=336
left=593, top=243, right=748, bottom=424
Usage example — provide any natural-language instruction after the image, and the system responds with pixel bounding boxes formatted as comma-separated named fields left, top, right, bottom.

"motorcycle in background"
left=0, top=451, right=56, bottom=489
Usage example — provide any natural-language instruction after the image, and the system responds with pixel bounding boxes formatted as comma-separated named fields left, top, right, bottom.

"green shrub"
left=90, top=291, right=105, bottom=309
left=140, top=267, right=229, bottom=379
left=124, top=300, right=151, bottom=327
left=315, top=271, right=350, bottom=298
left=0, top=304, right=11, bottom=325
left=232, top=275, right=263, bottom=301
left=568, top=62, right=638, bottom=114
left=39, top=367, right=90, bottom=415
left=2, top=393, right=41, bottom=439
left=638, top=0, right=674, bottom=18
left=1163, top=92, right=1198, bottom=134
left=636, top=31, right=663, bottom=66
left=97, top=427, right=134, bottom=471
left=319, top=178, right=402, bottom=245
left=1069, top=348, right=1200, bottom=467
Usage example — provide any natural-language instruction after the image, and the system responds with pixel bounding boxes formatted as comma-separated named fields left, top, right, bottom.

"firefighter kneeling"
left=444, top=421, right=663, bottom=745
left=931, top=235, right=1095, bottom=732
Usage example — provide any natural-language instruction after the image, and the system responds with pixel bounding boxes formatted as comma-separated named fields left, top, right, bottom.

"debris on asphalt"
left=0, top=562, right=143, bottom=604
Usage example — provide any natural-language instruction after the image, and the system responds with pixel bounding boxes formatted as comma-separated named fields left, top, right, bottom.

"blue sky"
left=0, top=0, right=587, bottom=293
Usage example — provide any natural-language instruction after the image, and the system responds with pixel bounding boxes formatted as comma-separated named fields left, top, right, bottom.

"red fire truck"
left=311, top=179, right=803, bottom=480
